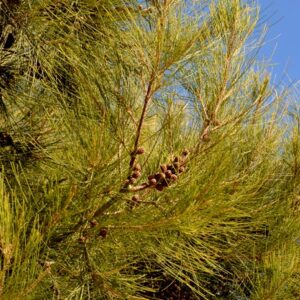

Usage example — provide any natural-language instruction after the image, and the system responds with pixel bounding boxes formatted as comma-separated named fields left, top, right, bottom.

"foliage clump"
left=0, top=0, right=299, bottom=299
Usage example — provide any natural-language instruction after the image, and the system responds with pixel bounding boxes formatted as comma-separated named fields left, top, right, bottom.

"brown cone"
left=182, top=149, right=189, bottom=156
left=160, top=164, right=168, bottom=173
left=78, top=236, right=86, bottom=244
left=179, top=166, right=185, bottom=173
left=148, top=174, right=155, bottom=180
left=132, top=170, right=141, bottom=179
left=136, top=147, right=145, bottom=154
left=132, top=194, right=140, bottom=203
left=149, top=178, right=157, bottom=186
left=166, top=170, right=173, bottom=178
left=129, top=177, right=136, bottom=184
left=99, top=228, right=108, bottom=238
left=133, top=163, right=141, bottom=171
left=171, top=174, right=177, bottom=181
left=173, top=162, right=180, bottom=170
left=202, top=133, right=210, bottom=142
left=155, top=184, right=164, bottom=191
left=90, top=220, right=98, bottom=227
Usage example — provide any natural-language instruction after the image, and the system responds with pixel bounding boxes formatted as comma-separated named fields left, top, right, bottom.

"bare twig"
left=129, top=76, right=156, bottom=168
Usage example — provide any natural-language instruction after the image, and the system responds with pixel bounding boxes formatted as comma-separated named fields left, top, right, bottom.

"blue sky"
left=258, top=0, right=300, bottom=84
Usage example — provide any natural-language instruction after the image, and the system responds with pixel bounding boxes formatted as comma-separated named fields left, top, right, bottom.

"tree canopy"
left=0, top=0, right=299, bottom=299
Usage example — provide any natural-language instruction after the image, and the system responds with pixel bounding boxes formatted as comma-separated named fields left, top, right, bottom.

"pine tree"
left=0, top=0, right=299, bottom=299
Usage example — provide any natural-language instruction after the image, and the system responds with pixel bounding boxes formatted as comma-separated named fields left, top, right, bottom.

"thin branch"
left=129, top=76, right=155, bottom=168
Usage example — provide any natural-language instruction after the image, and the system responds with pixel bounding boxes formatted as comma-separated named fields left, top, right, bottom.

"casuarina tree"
left=0, top=0, right=299, bottom=299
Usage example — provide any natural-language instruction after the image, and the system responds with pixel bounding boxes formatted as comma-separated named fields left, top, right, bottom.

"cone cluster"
left=126, top=162, right=142, bottom=185
left=126, top=147, right=145, bottom=184
left=126, top=149, right=189, bottom=210
left=148, top=149, right=189, bottom=192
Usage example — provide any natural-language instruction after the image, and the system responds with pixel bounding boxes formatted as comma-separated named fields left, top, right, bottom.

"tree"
left=0, top=0, right=299, bottom=299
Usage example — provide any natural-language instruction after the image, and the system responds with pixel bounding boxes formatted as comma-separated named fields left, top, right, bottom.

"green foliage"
left=0, top=0, right=299, bottom=299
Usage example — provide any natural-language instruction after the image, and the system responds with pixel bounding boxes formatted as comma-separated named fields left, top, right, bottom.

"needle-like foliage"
left=0, top=0, right=299, bottom=299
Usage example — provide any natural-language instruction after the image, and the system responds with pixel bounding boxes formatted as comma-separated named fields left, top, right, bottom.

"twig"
left=16, top=267, right=51, bottom=300
left=91, top=183, right=149, bottom=219
left=129, top=76, right=155, bottom=168
left=129, top=2, right=167, bottom=168
left=60, top=3, right=167, bottom=229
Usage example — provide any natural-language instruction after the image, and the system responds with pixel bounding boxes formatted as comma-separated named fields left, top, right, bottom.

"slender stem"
left=130, top=77, right=155, bottom=168
left=67, top=4, right=166, bottom=227
left=92, top=195, right=121, bottom=219
left=130, top=2, right=167, bottom=167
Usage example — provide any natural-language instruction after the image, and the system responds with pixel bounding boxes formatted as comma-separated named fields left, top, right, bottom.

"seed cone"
left=160, top=172, right=166, bottom=179
left=173, top=162, right=180, bottom=170
left=136, top=147, right=145, bottom=154
left=132, top=194, right=140, bottom=203
left=99, top=228, right=108, bottom=238
left=202, top=133, right=210, bottom=142
left=132, top=170, right=141, bottom=179
left=155, top=173, right=167, bottom=184
left=179, top=166, right=185, bottom=173
left=171, top=174, right=177, bottom=181
left=129, top=177, right=136, bottom=184
left=154, top=173, right=160, bottom=180
left=160, top=164, right=168, bottom=173
left=78, top=236, right=86, bottom=244
left=213, top=119, right=221, bottom=126
left=167, top=164, right=176, bottom=174
left=148, top=174, right=155, bottom=180
left=166, top=170, right=172, bottom=178
left=155, top=184, right=164, bottom=191
left=133, top=163, right=141, bottom=171
left=90, top=220, right=98, bottom=227
left=182, top=149, right=189, bottom=156
left=146, top=150, right=188, bottom=191
left=149, top=178, right=157, bottom=186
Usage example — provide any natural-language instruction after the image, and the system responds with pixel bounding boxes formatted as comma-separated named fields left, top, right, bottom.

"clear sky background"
left=257, top=0, right=300, bottom=84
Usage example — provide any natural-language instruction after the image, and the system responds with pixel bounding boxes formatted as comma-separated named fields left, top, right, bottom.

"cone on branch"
left=144, top=150, right=188, bottom=192
left=160, top=164, right=168, bottom=173
left=132, top=170, right=141, bottom=179
left=133, top=163, right=141, bottom=171
left=148, top=174, right=155, bottom=181
left=129, top=177, right=136, bottom=184
left=202, top=133, right=210, bottom=142
left=173, top=156, right=180, bottom=162
left=173, top=162, right=180, bottom=170
left=132, top=194, right=140, bottom=203
left=78, top=236, right=87, bottom=244
left=213, top=119, right=221, bottom=126
left=99, top=228, right=108, bottom=238
left=136, top=147, right=145, bottom=155
left=149, top=178, right=157, bottom=186
left=90, top=220, right=98, bottom=227
left=128, top=194, right=141, bottom=209
left=170, top=174, right=177, bottom=181
left=167, top=165, right=176, bottom=175
left=182, top=149, right=189, bottom=157
left=155, top=183, right=165, bottom=191
left=165, top=170, right=173, bottom=178
left=179, top=166, right=185, bottom=173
